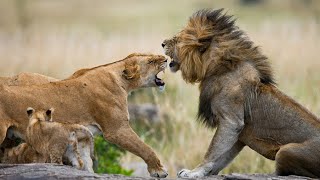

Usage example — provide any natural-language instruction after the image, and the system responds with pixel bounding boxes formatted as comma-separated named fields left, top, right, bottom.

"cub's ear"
left=45, top=108, right=54, bottom=122
left=198, top=36, right=212, bottom=53
left=27, top=107, right=34, bottom=118
left=122, top=62, right=140, bottom=80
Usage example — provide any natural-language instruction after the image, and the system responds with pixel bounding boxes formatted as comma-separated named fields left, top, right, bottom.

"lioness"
left=162, top=9, right=320, bottom=178
left=0, top=72, right=57, bottom=86
left=0, top=53, right=168, bottom=178
left=26, top=107, right=94, bottom=172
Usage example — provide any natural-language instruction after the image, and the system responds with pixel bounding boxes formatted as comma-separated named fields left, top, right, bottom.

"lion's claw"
left=150, top=167, right=168, bottom=178
left=177, top=169, right=192, bottom=178
left=177, top=168, right=205, bottom=178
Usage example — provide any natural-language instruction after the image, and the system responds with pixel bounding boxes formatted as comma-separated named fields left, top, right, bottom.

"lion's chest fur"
left=198, top=62, right=259, bottom=128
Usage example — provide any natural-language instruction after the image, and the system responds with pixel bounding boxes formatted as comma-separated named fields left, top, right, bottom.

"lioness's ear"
left=45, top=108, right=54, bottom=122
left=27, top=107, right=34, bottom=118
left=122, top=62, right=140, bottom=80
left=198, top=37, right=212, bottom=53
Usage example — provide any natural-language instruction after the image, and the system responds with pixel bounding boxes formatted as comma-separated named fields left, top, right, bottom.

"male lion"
left=162, top=9, right=320, bottom=178
left=26, top=107, right=94, bottom=172
left=0, top=53, right=168, bottom=178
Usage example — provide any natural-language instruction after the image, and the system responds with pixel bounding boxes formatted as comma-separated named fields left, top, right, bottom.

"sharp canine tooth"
left=157, top=71, right=164, bottom=79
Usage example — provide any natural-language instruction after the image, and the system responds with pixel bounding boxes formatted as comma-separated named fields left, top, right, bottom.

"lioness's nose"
left=161, top=43, right=165, bottom=48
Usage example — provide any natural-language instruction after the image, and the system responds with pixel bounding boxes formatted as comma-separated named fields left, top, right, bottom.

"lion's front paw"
left=149, top=167, right=168, bottom=178
left=177, top=169, right=205, bottom=178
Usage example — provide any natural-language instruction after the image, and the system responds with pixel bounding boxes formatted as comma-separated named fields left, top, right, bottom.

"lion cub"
left=2, top=143, right=47, bottom=164
left=26, top=107, right=94, bottom=171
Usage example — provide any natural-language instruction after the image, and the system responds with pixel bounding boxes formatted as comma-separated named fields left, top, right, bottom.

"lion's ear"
left=27, top=107, right=35, bottom=118
left=123, top=63, right=140, bottom=80
left=198, top=37, right=212, bottom=53
left=45, top=108, right=54, bottom=122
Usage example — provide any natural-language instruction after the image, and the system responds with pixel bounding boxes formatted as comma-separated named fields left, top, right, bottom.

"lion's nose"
left=161, top=43, right=165, bottom=48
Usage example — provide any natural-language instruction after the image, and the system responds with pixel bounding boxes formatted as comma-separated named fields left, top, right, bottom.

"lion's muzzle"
left=169, top=60, right=179, bottom=73
left=169, top=61, right=176, bottom=68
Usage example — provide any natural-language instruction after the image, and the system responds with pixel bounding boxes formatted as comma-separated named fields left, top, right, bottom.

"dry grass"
left=0, top=0, right=319, bottom=178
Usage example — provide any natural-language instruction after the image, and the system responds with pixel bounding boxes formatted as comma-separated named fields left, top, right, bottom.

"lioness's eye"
left=148, top=61, right=154, bottom=64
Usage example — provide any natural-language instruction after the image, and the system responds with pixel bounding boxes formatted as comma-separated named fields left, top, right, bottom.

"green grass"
left=94, top=136, right=133, bottom=175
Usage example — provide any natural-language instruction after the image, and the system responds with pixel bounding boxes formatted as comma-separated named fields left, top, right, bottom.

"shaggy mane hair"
left=175, top=9, right=275, bottom=128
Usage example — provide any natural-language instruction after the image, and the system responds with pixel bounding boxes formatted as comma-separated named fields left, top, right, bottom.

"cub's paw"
left=177, top=169, right=205, bottom=178
left=149, top=167, right=168, bottom=178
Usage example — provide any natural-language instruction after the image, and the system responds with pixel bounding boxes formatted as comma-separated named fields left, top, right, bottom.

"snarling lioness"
left=0, top=53, right=168, bottom=178
left=162, top=9, right=320, bottom=178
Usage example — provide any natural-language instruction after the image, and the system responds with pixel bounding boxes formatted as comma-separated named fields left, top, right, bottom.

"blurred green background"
left=0, top=0, right=320, bottom=177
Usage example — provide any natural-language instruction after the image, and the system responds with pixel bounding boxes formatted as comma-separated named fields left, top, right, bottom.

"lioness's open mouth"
left=155, top=63, right=166, bottom=91
left=155, top=73, right=165, bottom=86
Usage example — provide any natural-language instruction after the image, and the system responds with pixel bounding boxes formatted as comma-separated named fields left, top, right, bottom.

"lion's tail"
left=71, top=124, right=95, bottom=160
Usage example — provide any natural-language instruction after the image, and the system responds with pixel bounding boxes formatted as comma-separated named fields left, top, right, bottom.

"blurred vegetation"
left=0, top=0, right=319, bottom=177
left=94, top=136, right=133, bottom=176
left=0, top=0, right=320, bottom=33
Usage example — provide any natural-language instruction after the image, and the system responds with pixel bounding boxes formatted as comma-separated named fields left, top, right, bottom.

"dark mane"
left=190, top=9, right=275, bottom=128
left=197, top=78, right=219, bottom=128
left=194, top=9, right=275, bottom=85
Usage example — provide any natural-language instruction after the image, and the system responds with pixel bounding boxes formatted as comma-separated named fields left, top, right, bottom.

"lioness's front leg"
left=178, top=115, right=244, bottom=178
left=102, top=122, right=168, bottom=178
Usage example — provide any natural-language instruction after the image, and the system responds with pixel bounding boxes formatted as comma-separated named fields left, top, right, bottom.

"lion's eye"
left=148, top=61, right=154, bottom=64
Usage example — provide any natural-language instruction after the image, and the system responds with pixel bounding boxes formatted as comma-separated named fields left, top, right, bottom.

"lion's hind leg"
left=275, top=141, right=320, bottom=178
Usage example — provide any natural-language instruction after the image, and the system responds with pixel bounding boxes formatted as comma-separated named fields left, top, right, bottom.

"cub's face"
left=162, top=37, right=180, bottom=73
left=27, top=107, right=54, bottom=123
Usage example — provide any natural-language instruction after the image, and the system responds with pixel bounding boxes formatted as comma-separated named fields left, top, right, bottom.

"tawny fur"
left=26, top=107, right=95, bottom=171
left=0, top=53, right=168, bottom=178
left=1, top=143, right=47, bottom=164
left=0, top=72, right=57, bottom=86
left=163, top=9, right=320, bottom=178
left=0, top=73, right=98, bottom=171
